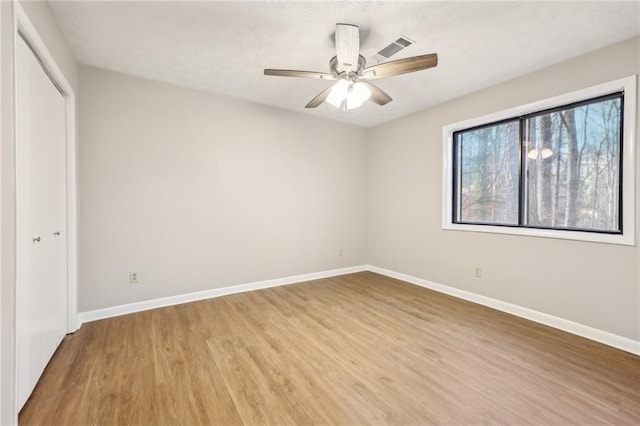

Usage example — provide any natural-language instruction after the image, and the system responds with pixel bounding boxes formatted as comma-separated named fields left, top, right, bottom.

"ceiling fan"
left=264, top=23, right=438, bottom=111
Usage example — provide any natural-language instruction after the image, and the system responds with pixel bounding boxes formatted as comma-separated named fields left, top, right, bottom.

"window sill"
left=442, top=222, right=634, bottom=246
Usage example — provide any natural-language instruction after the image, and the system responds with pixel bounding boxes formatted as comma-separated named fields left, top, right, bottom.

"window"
left=443, top=77, right=636, bottom=245
left=454, top=119, right=520, bottom=226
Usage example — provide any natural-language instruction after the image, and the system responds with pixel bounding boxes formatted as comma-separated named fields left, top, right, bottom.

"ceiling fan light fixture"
left=264, top=23, right=437, bottom=110
left=326, top=80, right=371, bottom=110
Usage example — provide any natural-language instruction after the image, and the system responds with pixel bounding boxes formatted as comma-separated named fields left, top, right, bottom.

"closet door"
left=16, top=35, right=68, bottom=411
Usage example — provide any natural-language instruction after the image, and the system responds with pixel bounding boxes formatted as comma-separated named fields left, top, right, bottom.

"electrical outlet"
left=474, top=267, right=482, bottom=278
left=338, top=249, right=344, bottom=257
left=130, top=272, right=139, bottom=284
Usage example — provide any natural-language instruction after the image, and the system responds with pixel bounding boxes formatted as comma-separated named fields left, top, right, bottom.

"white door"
left=16, top=35, right=68, bottom=411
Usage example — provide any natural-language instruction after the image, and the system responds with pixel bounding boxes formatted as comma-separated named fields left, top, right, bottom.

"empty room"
left=1, top=0, right=639, bottom=424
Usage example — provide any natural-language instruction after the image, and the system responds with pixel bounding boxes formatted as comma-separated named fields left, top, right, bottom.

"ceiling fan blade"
left=335, top=23, right=360, bottom=73
left=362, top=53, right=438, bottom=79
left=305, top=86, right=333, bottom=108
left=360, top=81, right=393, bottom=106
left=264, top=69, right=335, bottom=80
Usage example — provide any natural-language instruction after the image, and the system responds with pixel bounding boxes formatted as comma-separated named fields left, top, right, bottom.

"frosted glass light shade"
left=347, top=82, right=371, bottom=109
left=326, top=80, right=349, bottom=108
left=326, top=80, right=371, bottom=110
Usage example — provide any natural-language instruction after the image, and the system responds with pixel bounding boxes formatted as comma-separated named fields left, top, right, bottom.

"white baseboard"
left=367, top=265, right=640, bottom=356
left=78, top=265, right=368, bottom=325
left=77, top=263, right=639, bottom=356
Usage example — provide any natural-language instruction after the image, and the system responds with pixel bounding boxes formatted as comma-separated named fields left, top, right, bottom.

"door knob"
left=32, top=237, right=40, bottom=243
left=53, top=231, right=60, bottom=236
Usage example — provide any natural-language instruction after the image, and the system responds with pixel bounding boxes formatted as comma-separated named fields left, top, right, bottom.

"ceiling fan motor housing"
left=330, top=55, right=367, bottom=80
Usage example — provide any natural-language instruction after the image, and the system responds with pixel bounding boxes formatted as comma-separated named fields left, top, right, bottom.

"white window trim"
left=442, top=76, right=637, bottom=246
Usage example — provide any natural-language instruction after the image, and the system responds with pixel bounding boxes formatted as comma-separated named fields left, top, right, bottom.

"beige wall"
left=78, top=66, right=367, bottom=312
left=367, top=37, right=640, bottom=341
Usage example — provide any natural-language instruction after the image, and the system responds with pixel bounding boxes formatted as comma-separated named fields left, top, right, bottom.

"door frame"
left=13, top=1, right=78, bottom=411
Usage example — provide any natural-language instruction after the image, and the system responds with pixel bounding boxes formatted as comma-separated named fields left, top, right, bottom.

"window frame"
left=442, top=76, right=637, bottom=246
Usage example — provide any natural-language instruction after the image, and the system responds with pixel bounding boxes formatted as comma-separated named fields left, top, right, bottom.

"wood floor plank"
left=19, top=271, right=640, bottom=425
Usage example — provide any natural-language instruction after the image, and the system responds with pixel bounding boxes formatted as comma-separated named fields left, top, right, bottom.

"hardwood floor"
left=19, top=272, right=640, bottom=425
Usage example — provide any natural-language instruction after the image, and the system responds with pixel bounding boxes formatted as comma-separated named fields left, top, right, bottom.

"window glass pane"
left=456, top=121, right=520, bottom=225
left=524, top=96, right=621, bottom=232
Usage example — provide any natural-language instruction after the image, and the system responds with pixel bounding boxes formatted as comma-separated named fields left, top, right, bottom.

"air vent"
left=375, top=36, right=414, bottom=62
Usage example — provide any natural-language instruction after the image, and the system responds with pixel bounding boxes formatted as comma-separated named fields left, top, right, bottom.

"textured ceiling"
left=48, top=1, right=640, bottom=128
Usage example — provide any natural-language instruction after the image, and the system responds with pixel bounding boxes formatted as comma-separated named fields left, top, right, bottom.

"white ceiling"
left=48, top=1, right=640, bottom=128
